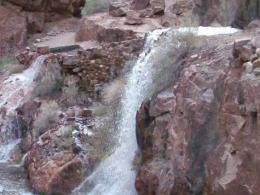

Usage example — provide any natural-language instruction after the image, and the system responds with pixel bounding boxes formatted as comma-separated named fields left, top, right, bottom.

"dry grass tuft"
left=33, top=61, right=63, bottom=97
left=34, top=101, right=60, bottom=136
left=102, top=77, right=125, bottom=105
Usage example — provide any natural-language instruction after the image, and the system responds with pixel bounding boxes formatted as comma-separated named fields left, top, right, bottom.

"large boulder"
left=27, top=134, right=93, bottom=194
left=109, top=1, right=128, bottom=17
left=76, top=17, right=136, bottom=42
left=76, top=13, right=161, bottom=42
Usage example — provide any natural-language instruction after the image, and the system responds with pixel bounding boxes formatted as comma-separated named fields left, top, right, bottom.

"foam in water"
left=0, top=55, right=46, bottom=113
left=0, top=139, right=21, bottom=163
left=175, top=26, right=241, bottom=36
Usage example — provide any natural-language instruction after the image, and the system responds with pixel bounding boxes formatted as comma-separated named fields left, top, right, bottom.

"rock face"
left=135, top=37, right=260, bottom=195
left=0, top=6, right=27, bottom=55
left=194, top=0, right=260, bottom=27
left=6, top=0, right=85, bottom=16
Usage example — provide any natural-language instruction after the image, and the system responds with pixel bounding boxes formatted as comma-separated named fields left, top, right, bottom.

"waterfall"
left=73, top=26, right=240, bottom=195
left=73, top=28, right=170, bottom=195
left=0, top=55, right=46, bottom=195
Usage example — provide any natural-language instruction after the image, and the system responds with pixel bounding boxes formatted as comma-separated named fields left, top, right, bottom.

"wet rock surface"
left=135, top=37, right=260, bottom=195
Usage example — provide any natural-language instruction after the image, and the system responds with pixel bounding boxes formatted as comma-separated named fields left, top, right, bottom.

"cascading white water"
left=73, top=26, right=240, bottom=195
left=0, top=55, right=46, bottom=195
left=73, top=28, right=170, bottom=195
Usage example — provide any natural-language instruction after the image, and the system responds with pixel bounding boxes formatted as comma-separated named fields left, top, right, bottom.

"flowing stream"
left=0, top=55, right=46, bottom=195
left=73, top=26, right=240, bottom=195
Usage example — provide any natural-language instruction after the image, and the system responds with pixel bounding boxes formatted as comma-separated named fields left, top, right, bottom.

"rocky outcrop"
left=6, top=0, right=85, bottom=16
left=0, top=4, right=47, bottom=55
left=76, top=12, right=161, bottom=42
left=12, top=30, right=144, bottom=193
left=76, top=15, right=137, bottom=42
left=61, top=38, right=143, bottom=97
left=194, top=0, right=260, bottom=27
left=135, top=37, right=260, bottom=195
left=27, top=126, right=94, bottom=195
left=0, top=6, right=27, bottom=55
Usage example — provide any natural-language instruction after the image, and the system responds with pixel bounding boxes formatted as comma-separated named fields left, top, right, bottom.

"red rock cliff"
left=135, top=36, right=260, bottom=195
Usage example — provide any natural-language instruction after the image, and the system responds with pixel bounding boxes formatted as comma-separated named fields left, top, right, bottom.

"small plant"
left=86, top=101, right=116, bottom=160
left=33, top=61, right=63, bottom=97
left=34, top=101, right=60, bottom=136
left=62, top=77, right=79, bottom=106
left=87, top=120, right=113, bottom=160
left=54, top=126, right=73, bottom=150
left=81, top=0, right=112, bottom=15
left=0, top=55, right=24, bottom=74
left=102, top=77, right=124, bottom=106
left=92, top=103, right=108, bottom=116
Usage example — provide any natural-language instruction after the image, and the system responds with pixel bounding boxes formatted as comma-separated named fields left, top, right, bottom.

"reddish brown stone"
left=132, top=0, right=150, bottom=10
left=0, top=6, right=27, bottom=55
left=135, top=37, right=260, bottom=195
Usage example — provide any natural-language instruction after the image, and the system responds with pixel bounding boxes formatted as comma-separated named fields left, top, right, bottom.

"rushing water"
left=73, top=26, right=240, bottom=195
left=0, top=55, right=46, bottom=195
left=73, top=28, right=170, bottom=195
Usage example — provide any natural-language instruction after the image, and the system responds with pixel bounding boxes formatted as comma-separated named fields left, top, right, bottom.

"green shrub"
left=82, top=0, right=113, bottom=15
left=34, top=101, right=60, bottom=136
left=0, top=55, right=24, bottom=74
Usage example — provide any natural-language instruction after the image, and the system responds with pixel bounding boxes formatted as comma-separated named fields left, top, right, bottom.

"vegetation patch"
left=85, top=77, right=125, bottom=160
left=0, top=55, right=25, bottom=74
left=34, top=101, right=60, bottom=137
left=54, top=126, right=73, bottom=150
left=33, top=60, right=63, bottom=97
left=61, top=77, right=79, bottom=106
left=102, top=77, right=125, bottom=106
